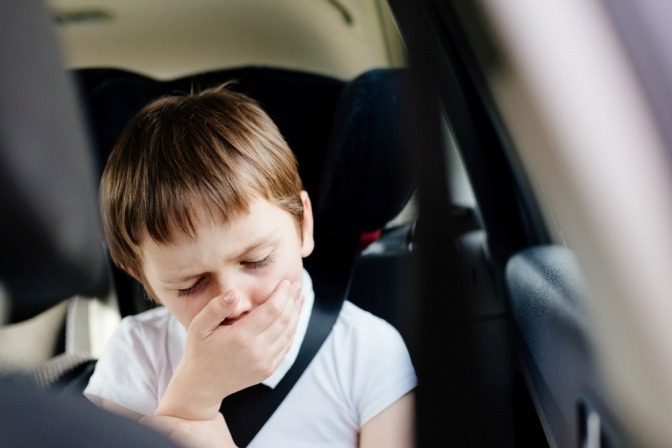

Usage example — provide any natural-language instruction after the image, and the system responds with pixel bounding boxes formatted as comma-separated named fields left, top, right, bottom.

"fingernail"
left=299, top=294, right=305, bottom=303
left=292, top=282, right=301, bottom=292
left=223, top=292, right=234, bottom=304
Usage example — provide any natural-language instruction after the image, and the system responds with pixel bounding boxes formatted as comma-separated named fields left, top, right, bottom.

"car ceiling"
left=46, top=0, right=404, bottom=80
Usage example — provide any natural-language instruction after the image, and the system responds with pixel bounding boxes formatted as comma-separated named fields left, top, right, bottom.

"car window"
left=390, top=0, right=672, bottom=446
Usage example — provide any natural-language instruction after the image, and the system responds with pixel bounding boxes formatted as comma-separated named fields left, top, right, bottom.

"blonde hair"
left=100, top=83, right=304, bottom=281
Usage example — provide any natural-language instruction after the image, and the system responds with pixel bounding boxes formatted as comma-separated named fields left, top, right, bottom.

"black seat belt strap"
left=219, top=272, right=347, bottom=447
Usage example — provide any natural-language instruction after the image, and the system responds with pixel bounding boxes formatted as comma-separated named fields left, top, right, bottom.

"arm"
left=91, top=399, right=234, bottom=448
left=140, top=413, right=237, bottom=448
left=359, top=391, right=415, bottom=448
left=96, top=398, right=144, bottom=421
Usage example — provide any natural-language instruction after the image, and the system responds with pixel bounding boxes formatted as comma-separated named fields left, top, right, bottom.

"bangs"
left=138, top=116, right=277, bottom=244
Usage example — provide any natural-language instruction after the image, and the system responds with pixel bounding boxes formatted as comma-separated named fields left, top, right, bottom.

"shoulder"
left=118, top=306, right=174, bottom=338
left=121, top=305, right=173, bottom=329
left=91, top=306, right=179, bottom=380
left=109, top=306, right=185, bottom=364
left=330, top=300, right=412, bottom=366
left=327, top=301, right=417, bottom=424
left=84, top=307, right=179, bottom=416
left=334, top=300, right=404, bottom=341
left=92, top=306, right=175, bottom=366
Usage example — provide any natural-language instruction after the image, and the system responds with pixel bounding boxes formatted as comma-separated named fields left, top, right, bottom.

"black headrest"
left=74, top=67, right=345, bottom=199
left=74, top=66, right=414, bottom=238
left=72, top=65, right=414, bottom=283
left=316, top=68, right=414, bottom=234
left=0, top=2, right=107, bottom=323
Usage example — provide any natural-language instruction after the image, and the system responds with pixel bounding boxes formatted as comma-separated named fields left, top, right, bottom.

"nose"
left=212, top=274, right=253, bottom=319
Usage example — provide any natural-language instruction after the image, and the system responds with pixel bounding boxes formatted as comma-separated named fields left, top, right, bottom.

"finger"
left=241, top=279, right=297, bottom=334
left=265, top=283, right=303, bottom=340
left=263, top=287, right=302, bottom=345
left=265, top=304, right=303, bottom=373
left=265, top=292, right=304, bottom=366
left=260, top=280, right=302, bottom=334
left=189, top=291, right=239, bottom=339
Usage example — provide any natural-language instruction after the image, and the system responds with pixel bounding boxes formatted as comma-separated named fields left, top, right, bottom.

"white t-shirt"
left=84, top=270, right=417, bottom=447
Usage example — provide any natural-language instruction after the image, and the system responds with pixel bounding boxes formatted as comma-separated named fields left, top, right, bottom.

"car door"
left=390, top=0, right=672, bottom=447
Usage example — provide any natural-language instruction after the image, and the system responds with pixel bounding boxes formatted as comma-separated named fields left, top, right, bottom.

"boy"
left=84, top=84, right=417, bottom=447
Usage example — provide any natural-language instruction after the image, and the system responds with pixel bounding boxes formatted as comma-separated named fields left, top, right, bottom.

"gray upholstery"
left=0, top=0, right=176, bottom=445
left=0, top=1, right=107, bottom=324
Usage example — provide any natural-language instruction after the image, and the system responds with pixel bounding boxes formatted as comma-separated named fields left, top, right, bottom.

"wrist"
left=156, top=360, right=222, bottom=421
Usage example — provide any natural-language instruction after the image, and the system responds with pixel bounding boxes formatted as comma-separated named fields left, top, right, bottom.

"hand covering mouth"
left=222, top=311, right=248, bottom=325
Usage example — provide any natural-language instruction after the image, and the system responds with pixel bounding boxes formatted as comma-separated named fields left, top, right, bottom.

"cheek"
left=248, top=272, right=282, bottom=307
left=248, top=264, right=303, bottom=306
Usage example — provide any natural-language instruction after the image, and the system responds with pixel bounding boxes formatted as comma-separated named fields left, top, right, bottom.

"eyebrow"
left=161, top=232, right=277, bottom=285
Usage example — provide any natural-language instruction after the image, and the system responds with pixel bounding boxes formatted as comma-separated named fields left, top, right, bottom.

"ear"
left=300, top=190, right=315, bottom=257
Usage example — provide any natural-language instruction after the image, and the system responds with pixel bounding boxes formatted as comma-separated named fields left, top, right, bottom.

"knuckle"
left=248, top=346, right=264, bottom=366
left=266, top=299, right=283, bottom=317
left=229, top=332, right=247, bottom=350
left=278, top=312, right=291, bottom=327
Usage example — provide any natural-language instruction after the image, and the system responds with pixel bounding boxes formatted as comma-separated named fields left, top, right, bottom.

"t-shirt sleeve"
left=83, top=316, right=159, bottom=416
left=344, top=305, right=418, bottom=426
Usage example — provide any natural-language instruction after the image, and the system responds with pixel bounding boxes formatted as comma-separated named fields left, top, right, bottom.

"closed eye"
left=177, top=276, right=206, bottom=297
left=242, top=255, right=273, bottom=270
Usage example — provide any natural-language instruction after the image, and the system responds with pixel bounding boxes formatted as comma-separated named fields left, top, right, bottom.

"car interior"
left=2, top=2, right=422, bottom=442
left=6, top=0, right=672, bottom=447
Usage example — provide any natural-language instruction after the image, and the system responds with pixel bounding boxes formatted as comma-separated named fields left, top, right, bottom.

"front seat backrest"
left=0, top=1, right=178, bottom=445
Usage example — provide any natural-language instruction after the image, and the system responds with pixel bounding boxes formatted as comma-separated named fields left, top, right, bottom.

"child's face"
left=139, top=192, right=314, bottom=329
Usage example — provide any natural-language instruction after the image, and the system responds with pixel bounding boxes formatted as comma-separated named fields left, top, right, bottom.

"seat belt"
left=219, top=270, right=348, bottom=447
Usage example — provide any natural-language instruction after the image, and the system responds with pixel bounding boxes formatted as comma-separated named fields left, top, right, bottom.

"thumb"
left=190, top=291, right=238, bottom=339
